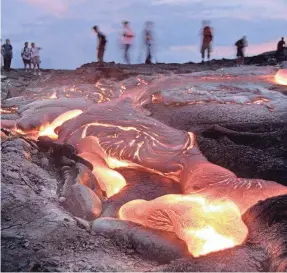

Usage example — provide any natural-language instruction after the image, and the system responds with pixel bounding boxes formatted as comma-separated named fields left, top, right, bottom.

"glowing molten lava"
left=119, top=194, right=248, bottom=257
left=275, top=69, right=287, bottom=85
left=39, top=109, right=83, bottom=139
left=78, top=152, right=127, bottom=197
left=49, top=92, right=57, bottom=99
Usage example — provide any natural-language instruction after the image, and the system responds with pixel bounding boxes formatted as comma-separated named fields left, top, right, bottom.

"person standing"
left=93, top=26, right=107, bottom=64
left=21, top=42, right=31, bottom=72
left=122, top=21, right=134, bottom=64
left=30, top=42, right=42, bottom=75
left=144, top=21, right=153, bottom=64
left=200, top=21, right=213, bottom=63
left=276, top=37, right=285, bottom=63
left=1, top=39, right=13, bottom=71
left=235, top=36, right=248, bottom=66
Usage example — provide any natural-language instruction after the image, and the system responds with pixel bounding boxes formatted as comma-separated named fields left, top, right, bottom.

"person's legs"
left=279, top=50, right=284, bottom=63
left=145, top=44, right=152, bottom=64
left=201, top=44, right=205, bottom=62
left=98, top=46, right=105, bottom=63
left=97, top=48, right=101, bottom=62
left=276, top=51, right=280, bottom=62
left=32, top=58, right=37, bottom=75
left=240, top=50, right=244, bottom=65
left=101, top=46, right=105, bottom=63
left=124, top=45, right=127, bottom=63
left=236, top=49, right=241, bottom=66
left=4, top=57, right=8, bottom=71
left=207, top=44, right=211, bottom=61
left=125, top=44, right=130, bottom=64
left=7, top=57, right=12, bottom=71
left=24, top=59, right=29, bottom=71
left=37, top=58, right=41, bottom=75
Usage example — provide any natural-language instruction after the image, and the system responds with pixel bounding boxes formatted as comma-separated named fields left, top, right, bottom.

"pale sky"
left=2, top=0, right=287, bottom=69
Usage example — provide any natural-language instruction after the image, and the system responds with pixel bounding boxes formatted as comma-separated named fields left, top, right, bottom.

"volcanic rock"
left=91, top=217, right=189, bottom=263
left=63, top=183, right=102, bottom=221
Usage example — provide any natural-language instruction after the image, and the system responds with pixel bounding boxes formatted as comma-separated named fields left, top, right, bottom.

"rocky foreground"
left=1, top=62, right=287, bottom=272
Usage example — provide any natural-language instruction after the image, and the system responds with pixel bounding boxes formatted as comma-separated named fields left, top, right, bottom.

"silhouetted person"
left=235, top=36, right=247, bottom=66
left=1, top=39, right=13, bottom=71
left=276, top=37, right=285, bottom=63
left=144, top=21, right=153, bottom=64
left=21, top=42, right=31, bottom=72
left=201, top=21, right=213, bottom=63
left=93, top=26, right=107, bottom=64
left=122, top=21, right=134, bottom=64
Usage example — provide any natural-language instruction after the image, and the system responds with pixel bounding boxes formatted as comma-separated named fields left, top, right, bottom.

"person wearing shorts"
left=21, top=42, right=31, bottom=72
left=30, top=42, right=42, bottom=75
left=200, top=21, right=213, bottom=63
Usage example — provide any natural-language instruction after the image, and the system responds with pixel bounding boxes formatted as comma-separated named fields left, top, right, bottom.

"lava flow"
left=39, top=109, right=83, bottom=139
left=2, top=66, right=287, bottom=257
left=275, top=69, right=287, bottom=85
left=119, top=194, right=248, bottom=257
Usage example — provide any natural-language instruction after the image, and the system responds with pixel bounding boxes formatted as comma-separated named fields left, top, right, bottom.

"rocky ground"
left=1, top=61, right=287, bottom=272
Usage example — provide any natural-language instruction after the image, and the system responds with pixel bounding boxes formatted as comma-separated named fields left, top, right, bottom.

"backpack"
left=235, top=39, right=243, bottom=47
left=22, top=47, right=30, bottom=59
left=203, top=27, right=213, bottom=41
left=99, top=33, right=107, bottom=45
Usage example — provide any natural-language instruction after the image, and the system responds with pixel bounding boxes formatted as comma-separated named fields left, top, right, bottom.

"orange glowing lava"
left=49, top=92, right=57, bottom=99
left=39, top=109, right=83, bottom=139
left=275, top=69, right=287, bottom=85
left=79, top=152, right=127, bottom=197
left=119, top=194, right=248, bottom=257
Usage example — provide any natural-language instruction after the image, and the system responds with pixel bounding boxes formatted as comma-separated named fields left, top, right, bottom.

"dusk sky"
left=2, top=0, right=287, bottom=69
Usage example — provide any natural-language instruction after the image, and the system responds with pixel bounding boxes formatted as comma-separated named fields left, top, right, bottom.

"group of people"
left=93, top=20, right=286, bottom=67
left=93, top=21, right=153, bottom=65
left=2, top=21, right=286, bottom=71
left=1, top=39, right=42, bottom=75
left=200, top=21, right=249, bottom=66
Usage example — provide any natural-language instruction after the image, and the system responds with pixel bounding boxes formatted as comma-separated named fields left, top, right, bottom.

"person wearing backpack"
left=200, top=21, right=213, bottom=63
left=21, top=42, right=31, bottom=72
left=235, top=36, right=247, bottom=66
left=1, top=39, right=13, bottom=71
left=93, top=26, right=107, bottom=64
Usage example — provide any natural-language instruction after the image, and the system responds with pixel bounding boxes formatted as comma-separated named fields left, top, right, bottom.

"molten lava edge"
left=2, top=69, right=287, bottom=257
left=119, top=195, right=248, bottom=257
left=275, top=69, right=287, bottom=86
